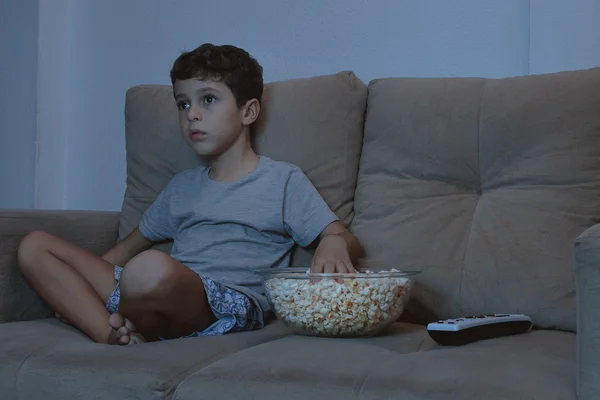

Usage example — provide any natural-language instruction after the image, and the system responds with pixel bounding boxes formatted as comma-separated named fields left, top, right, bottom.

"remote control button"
left=447, top=321, right=454, bottom=324
left=495, top=314, right=509, bottom=317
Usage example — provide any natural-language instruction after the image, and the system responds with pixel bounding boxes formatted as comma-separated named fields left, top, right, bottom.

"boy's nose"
left=188, top=106, right=202, bottom=121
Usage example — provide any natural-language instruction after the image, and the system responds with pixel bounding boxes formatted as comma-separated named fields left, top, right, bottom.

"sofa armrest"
left=0, top=209, right=120, bottom=323
left=575, top=223, right=600, bottom=400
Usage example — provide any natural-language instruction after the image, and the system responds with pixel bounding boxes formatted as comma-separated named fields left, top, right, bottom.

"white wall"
left=65, top=0, right=531, bottom=211
left=35, top=0, right=71, bottom=209
left=0, top=0, right=39, bottom=209
left=3, top=0, right=600, bottom=211
left=530, top=0, right=600, bottom=73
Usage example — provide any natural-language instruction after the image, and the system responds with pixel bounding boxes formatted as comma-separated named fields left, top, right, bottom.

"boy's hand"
left=311, top=234, right=357, bottom=273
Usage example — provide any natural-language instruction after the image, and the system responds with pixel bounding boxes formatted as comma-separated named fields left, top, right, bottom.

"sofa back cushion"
left=119, top=71, right=367, bottom=267
left=352, top=68, right=600, bottom=331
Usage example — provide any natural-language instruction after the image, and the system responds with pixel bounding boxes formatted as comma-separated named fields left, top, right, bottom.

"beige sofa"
left=1, top=67, right=599, bottom=399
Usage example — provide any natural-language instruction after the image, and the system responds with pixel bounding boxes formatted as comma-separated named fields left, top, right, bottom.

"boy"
left=18, top=43, right=364, bottom=345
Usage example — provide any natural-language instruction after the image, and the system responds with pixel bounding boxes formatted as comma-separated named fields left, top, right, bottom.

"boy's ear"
left=241, top=99, right=260, bottom=126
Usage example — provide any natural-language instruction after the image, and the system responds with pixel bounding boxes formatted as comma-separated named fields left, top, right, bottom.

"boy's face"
left=173, top=78, right=254, bottom=157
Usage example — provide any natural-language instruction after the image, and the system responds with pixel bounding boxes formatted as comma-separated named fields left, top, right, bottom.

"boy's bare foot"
left=108, top=313, right=145, bottom=345
left=56, top=312, right=144, bottom=344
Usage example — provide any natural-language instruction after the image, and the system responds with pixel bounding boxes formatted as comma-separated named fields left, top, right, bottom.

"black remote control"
left=427, top=314, right=533, bottom=346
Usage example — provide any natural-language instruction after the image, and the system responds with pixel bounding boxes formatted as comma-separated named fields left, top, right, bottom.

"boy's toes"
left=108, top=313, right=125, bottom=330
left=116, top=324, right=132, bottom=345
left=124, top=317, right=137, bottom=332
left=119, top=334, right=131, bottom=345
left=117, top=325, right=130, bottom=337
left=107, top=313, right=144, bottom=345
left=107, top=313, right=132, bottom=345
left=128, top=332, right=146, bottom=345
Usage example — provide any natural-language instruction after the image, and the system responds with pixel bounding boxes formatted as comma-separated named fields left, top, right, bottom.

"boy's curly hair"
left=170, top=43, right=263, bottom=108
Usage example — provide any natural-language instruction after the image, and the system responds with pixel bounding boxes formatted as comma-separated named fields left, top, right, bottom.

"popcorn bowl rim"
left=256, top=267, right=422, bottom=280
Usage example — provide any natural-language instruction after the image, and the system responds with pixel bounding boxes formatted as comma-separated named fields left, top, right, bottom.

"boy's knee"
left=120, top=250, right=175, bottom=297
left=18, top=231, right=52, bottom=269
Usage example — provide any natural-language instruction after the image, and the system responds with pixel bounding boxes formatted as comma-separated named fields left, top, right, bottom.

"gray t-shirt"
left=138, top=156, right=338, bottom=307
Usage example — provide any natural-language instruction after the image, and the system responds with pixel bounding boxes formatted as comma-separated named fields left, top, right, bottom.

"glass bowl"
left=257, top=267, right=421, bottom=338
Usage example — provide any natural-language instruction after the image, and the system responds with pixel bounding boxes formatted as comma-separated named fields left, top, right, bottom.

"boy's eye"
left=176, top=101, right=189, bottom=111
left=203, top=95, right=216, bottom=104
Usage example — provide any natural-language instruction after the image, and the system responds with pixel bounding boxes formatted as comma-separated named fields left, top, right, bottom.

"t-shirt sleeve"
left=283, top=167, right=339, bottom=247
left=138, top=180, right=176, bottom=242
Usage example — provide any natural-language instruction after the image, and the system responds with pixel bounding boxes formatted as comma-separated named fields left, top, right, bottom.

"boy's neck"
left=207, top=129, right=259, bottom=182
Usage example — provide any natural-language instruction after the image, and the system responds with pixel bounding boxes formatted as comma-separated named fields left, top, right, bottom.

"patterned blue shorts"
left=106, top=266, right=264, bottom=337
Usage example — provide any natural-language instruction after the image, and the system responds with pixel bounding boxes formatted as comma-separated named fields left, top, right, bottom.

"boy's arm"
left=282, top=166, right=364, bottom=273
left=310, top=221, right=365, bottom=273
left=101, top=226, right=154, bottom=266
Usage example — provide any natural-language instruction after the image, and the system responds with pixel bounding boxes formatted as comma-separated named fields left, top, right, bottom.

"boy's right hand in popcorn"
left=310, top=222, right=365, bottom=274
left=311, top=234, right=356, bottom=273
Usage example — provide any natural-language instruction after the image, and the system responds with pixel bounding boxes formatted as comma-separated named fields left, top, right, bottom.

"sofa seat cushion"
left=0, top=318, right=575, bottom=399
left=0, top=318, right=292, bottom=399
left=174, top=326, right=575, bottom=400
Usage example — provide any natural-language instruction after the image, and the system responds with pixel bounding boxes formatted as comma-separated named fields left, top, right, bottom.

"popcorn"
left=265, top=269, right=411, bottom=337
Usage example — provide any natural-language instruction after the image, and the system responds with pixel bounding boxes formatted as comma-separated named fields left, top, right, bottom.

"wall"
left=65, top=0, right=531, bottom=211
left=530, top=0, right=600, bottom=73
left=4, top=0, right=600, bottom=211
left=0, top=0, right=39, bottom=209
left=35, top=0, right=71, bottom=209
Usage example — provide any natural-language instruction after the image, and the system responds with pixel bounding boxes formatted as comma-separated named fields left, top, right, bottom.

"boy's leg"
left=19, top=231, right=215, bottom=343
left=118, top=250, right=216, bottom=340
left=18, top=231, right=124, bottom=344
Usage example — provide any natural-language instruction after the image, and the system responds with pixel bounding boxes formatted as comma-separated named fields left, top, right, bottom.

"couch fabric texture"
left=1, top=67, right=600, bottom=399
left=352, top=69, right=600, bottom=331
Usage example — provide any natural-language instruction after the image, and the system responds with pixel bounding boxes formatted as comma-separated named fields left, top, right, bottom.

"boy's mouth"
left=189, top=129, right=207, bottom=141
